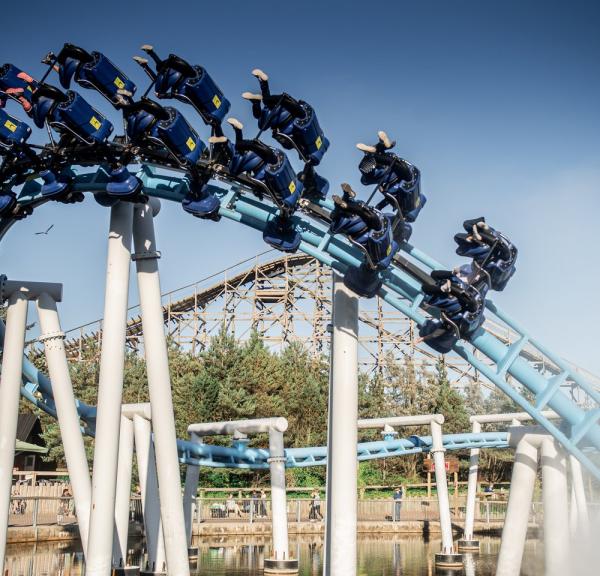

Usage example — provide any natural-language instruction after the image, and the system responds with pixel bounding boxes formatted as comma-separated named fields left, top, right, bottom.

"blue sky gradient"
left=1, top=0, right=599, bottom=372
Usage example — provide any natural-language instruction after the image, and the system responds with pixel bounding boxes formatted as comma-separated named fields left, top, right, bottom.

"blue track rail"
left=1, top=165, right=599, bottom=478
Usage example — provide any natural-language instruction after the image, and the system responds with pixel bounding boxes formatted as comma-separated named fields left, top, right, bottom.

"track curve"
left=1, top=164, right=599, bottom=478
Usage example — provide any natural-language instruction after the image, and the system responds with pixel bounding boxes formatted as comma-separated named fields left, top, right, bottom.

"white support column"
left=431, top=419, right=462, bottom=567
left=541, top=438, right=569, bottom=576
left=0, top=292, right=28, bottom=570
left=113, top=416, right=135, bottom=569
left=133, top=415, right=166, bottom=574
left=324, top=274, right=358, bottom=576
left=264, top=428, right=292, bottom=570
left=569, top=454, right=589, bottom=531
left=182, top=454, right=200, bottom=549
left=132, top=202, right=189, bottom=576
left=86, top=201, right=134, bottom=576
left=460, top=420, right=481, bottom=550
left=496, top=435, right=539, bottom=576
left=36, top=293, right=92, bottom=555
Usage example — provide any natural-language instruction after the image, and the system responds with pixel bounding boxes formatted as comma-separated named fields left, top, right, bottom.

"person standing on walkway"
left=312, top=490, right=323, bottom=521
left=58, top=488, right=72, bottom=525
left=260, top=489, right=268, bottom=518
left=252, top=489, right=260, bottom=516
left=226, top=493, right=241, bottom=517
left=393, top=486, right=403, bottom=521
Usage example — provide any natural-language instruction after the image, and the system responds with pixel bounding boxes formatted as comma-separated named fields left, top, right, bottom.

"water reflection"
left=4, top=535, right=544, bottom=576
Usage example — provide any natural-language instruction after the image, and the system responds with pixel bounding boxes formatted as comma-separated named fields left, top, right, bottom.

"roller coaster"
left=0, top=43, right=598, bottom=480
left=0, top=41, right=596, bottom=576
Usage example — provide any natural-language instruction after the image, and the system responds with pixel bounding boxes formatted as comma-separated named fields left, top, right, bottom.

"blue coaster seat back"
left=0, top=64, right=37, bottom=109
left=154, top=107, right=205, bottom=165
left=455, top=217, right=518, bottom=292
left=55, top=44, right=136, bottom=107
left=268, top=102, right=329, bottom=165
left=125, top=104, right=158, bottom=142
left=0, top=109, right=31, bottom=148
left=229, top=148, right=264, bottom=176
left=330, top=196, right=398, bottom=270
left=330, top=213, right=370, bottom=244
left=262, top=150, right=302, bottom=212
left=419, top=271, right=486, bottom=352
left=364, top=215, right=398, bottom=269
left=0, top=189, right=16, bottom=217
left=329, top=187, right=400, bottom=298
left=155, top=55, right=230, bottom=126
left=454, top=233, right=490, bottom=261
left=30, top=84, right=63, bottom=128
left=258, top=105, right=292, bottom=132
left=289, top=103, right=329, bottom=165
left=124, top=99, right=205, bottom=165
left=54, top=91, right=113, bottom=144
left=361, top=153, right=426, bottom=223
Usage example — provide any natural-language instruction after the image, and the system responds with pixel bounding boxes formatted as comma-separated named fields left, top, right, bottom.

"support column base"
left=113, top=567, right=140, bottom=576
left=457, top=539, right=479, bottom=551
left=264, top=558, right=299, bottom=574
left=188, top=546, right=199, bottom=559
left=434, top=552, right=463, bottom=569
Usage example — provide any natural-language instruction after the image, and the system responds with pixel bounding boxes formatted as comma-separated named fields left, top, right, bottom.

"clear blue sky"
left=1, top=0, right=599, bottom=373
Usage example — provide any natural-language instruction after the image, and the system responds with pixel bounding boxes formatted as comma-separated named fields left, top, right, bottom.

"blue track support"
left=1, top=165, right=599, bottom=479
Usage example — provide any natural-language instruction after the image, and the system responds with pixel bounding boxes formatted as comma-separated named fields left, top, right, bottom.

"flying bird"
left=35, top=224, right=54, bottom=235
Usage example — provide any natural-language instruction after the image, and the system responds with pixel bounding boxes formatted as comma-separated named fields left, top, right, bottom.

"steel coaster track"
left=0, top=319, right=508, bottom=469
left=1, top=164, right=598, bottom=478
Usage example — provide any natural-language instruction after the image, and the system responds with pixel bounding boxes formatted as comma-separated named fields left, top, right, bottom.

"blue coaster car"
left=330, top=183, right=399, bottom=298
left=138, top=46, right=230, bottom=127
left=418, top=270, right=486, bottom=354
left=125, top=98, right=205, bottom=165
left=0, top=108, right=76, bottom=210
left=30, top=83, right=113, bottom=145
left=0, top=64, right=38, bottom=112
left=244, top=69, right=329, bottom=166
left=243, top=70, right=329, bottom=199
left=454, top=217, right=517, bottom=291
left=0, top=108, right=31, bottom=148
left=122, top=97, right=218, bottom=215
left=357, top=132, right=425, bottom=223
left=213, top=119, right=303, bottom=251
left=50, top=44, right=136, bottom=109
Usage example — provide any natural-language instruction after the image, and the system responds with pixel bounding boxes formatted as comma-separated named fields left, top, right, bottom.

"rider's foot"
left=252, top=68, right=269, bottom=81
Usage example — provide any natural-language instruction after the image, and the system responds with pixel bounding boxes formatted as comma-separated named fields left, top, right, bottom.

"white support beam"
left=132, top=201, right=189, bottom=576
left=324, top=274, right=358, bottom=576
left=86, top=201, right=134, bottom=576
left=0, top=291, right=28, bottom=570
left=36, top=293, right=92, bottom=555
left=133, top=414, right=166, bottom=574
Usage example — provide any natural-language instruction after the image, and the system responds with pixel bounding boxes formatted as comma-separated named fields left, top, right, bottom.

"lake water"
left=4, top=535, right=545, bottom=575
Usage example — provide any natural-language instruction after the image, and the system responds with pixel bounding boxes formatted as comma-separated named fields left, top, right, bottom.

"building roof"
left=16, top=413, right=39, bottom=442
left=15, top=440, right=48, bottom=455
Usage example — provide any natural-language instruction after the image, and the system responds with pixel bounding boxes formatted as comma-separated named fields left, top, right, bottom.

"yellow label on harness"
left=186, top=137, right=196, bottom=151
left=114, top=77, right=125, bottom=89
left=90, top=116, right=101, bottom=130
left=27, top=85, right=33, bottom=92
left=387, top=244, right=392, bottom=256
left=289, top=181, right=296, bottom=194
left=4, top=120, right=17, bottom=133
left=212, top=94, right=222, bottom=109
left=315, top=136, right=322, bottom=150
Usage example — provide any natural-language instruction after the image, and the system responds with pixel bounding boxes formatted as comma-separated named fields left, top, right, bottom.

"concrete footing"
left=434, top=552, right=463, bottom=569
left=457, top=539, right=479, bottom=551
left=112, top=567, right=140, bottom=576
left=263, top=557, right=299, bottom=574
